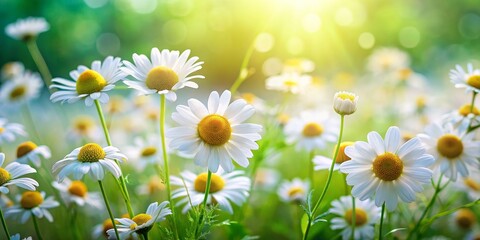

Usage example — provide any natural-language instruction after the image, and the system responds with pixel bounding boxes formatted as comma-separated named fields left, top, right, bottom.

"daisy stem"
left=195, top=170, right=212, bottom=238
left=303, top=115, right=345, bottom=240
left=32, top=213, right=44, bottom=240
left=98, top=180, right=120, bottom=240
left=94, top=99, right=134, bottom=218
left=351, top=196, right=356, bottom=240
left=26, top=39, right=52, bottom=89
left=229, top=39, right=255, bottom=95
left=379, top=203, right=386, bottom=240
left=0, top=207, right=11, bottom=239
left=467, top=92, right=477, bottom=132
left=309, top=150, right=315, bottom=188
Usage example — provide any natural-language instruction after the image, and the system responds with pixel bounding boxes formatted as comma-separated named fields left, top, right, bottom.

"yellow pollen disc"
left=74, top=116, right=94, bottom=134
left=0, top=127, right=4, bottom=133
left=372, top=152, right=403, bottom=181
left=102, top=219, right=115, bottom=235
left=0, top=168, right=11, bottom=186
left=197, top=114, right=232, bottom=146
left=337, top=93, right=356, bottom=101
left=76, top=69, right=107, bottom=95
left=334, top=141, right=354, bottom=164
left=20, top=191, right=43, bottom=209
left=16, top=141, right=38, bottom=158
left=464, top=178, right=480, bottom=191
left=194, top=173, right=225, bottom=193
left=78, top=143, right=106, bottom=162
left=132, top=213, right=152, bottom=227
left=9, top=85, right=26, bottom=100
left=6, top=200, right=13, bottom=208
left=458, top=104, right=480, bottom=116
left=437, top=134, right=463, bottom=159
left=241, top=93, right=256, bottom=104
left=284, top=80, right=298, bottom=87
left=302, top=122, right=323, bottom=137
left=345, top=208, right=368, bottom=226
left=398, top=68, right=412, bottom=80
left=416, top=97, right=426, bottom=109
left=456, top=208, right=476, bottom=230
left=467, top=75, right=480, bottom=89
left=145, top=66, right=179, bottom=91
left=68, top=181, right=88, bottom=197
left=287, top=186, right=304, bottom=197
left=148, top=178, right=165, bottom=194
left=141, top=147, right=157, bottom=157
left=277, top=113, right=290, bottom=125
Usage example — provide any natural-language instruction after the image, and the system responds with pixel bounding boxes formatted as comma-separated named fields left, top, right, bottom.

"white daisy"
left=92, top=214, right=130, bottom=240
left=125, top=135, right=165, bottom=171
left=340, top=126, right=434, bottom=211
left=442, top=104, right=480, bottom=128
left=107, top=201, right=172, bottom=240
left=330, top=196, right=380, bottom=240
left=366, top=47, right=410, bottom=76
left=50, top=56, right=127, bottom=106
left=0, top=193, right=14, bottom=208
left=418, top=123, right=480, bottom=181
left=449, top=63, right=480, bottom=93
left=237, top=92, right=268, bottom=114
left=0, top=153, right=38, bottom=194
left=5, top=191, right=59, bottom=223
left=456, top=167, right=480, bottom=201
left=122, top=48, right=204, bottom=101
left=66, top=115, right=102, bottom=143
left=265, top=72, right=312, bottom=94
left=313, top=141, right=354, bottom=171
left=333, top=91, right=358, bottom=116
left=15, top=141, right=51, bottom=167
left=0, top=70, right=43, bottom=106
left=284, top=111, right=338, bottom=151
left=51, top=178, right=102, bottom=208
left=171, top=169, right=251, bottom=214
left=282, top=58, right=315, bottom=73
left=277, top=178, right=310, bottom=203
left=5, top=17, right=49, bottom=41
left=10, top=233, right=32, bottom=240
left=52, top=143, right=126, bottom=182
left=136, top=176, right=165, bottom=196
left=167, top=90, right=262, bottom=172
left=1, top=62, right=24, bottom=80
left=452, top=208, right=477, bottom=232
left=0, top=118, right=27, bottom=145
left=253, top=168, right=281, bottom=191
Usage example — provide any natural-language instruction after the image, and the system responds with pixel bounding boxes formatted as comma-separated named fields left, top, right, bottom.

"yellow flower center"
left=284, top=79, right=298, bottom=87
left=467, top=75, right=480, bottom=89
left=372, top=152, right=403, bottom=181
left=277, top=113, right=290, bottom=125
left=287, top=186, right=305, bottom=197
left=130, top=213, right=153, bottom=230
left=68, top=181, right=88, bottom=197
left=9, top=85, right=26, bottom=100
left=416, top=97, right=426, bottom=109
left=0, top=168, right=11, bottom=186
left=437, top=134, right=463, bottom=159
left=20, top=191, right=43, bottom=209
left=197, top=114, right=232, bottom=146
left=148, top=178, right=165, bottom=194
left=74, top=117, right=94, bottom=134
left=456, top=208, right=476, bottom=230
left=241, top=93, right=256, bottom=104
left=77, top=143, right=106, bottom=162
left=458, top=104, right=480, bottom=117
left=145, top=66, right=179, bottom=91
left=464, top=178, right=480, bottom=191
left=302, top=122, right=323, bottom=137
left=16, top=141, right=38, bottom=158
left=76, top=69, right=107, bottom=95
left=141, top=147, right=157, bottom=157
left=334, top=141, right=354, bottom=164
left=337, top=92, right=356, bottom=101
left=0, top=127, right=4, bottom=133
left=398, top=68, right=412, bottom=80
left=194, top=173, right=225, bottom=193
left=344, top=208, right=368, bottom=226
left=102, top=219, right=121, bottom=237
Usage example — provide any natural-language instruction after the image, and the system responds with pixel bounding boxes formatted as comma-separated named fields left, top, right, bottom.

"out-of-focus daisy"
left=456, top=167, right=480, bottom=201
left=450, top=63, right=480, bottom=93
left=122, top=48, right=204, bottom=101
left=237, top=92, right=268, bottom=113
left=265, top=72, right=312, bottom=94
left=5, top=17, right=49, bottom=41
left=313, top=141, right=354, bottom=171
left=1, top=62, right=24, bottom=80
left=253, top=168, right=281, bottom=190
left=9, top=233, right=32, bottom=240
left=418, top=123, right=480, bottom=181
left=277, top=178, right=310, bottom=204
left=5, top=191, right=59, bottom=223
left=106, top=96, right=126, bottom=114
left=107, top=201, right=171, bottom=240
left=0, top=119, right=26, bottom=145
left=171, top=169, right=251, bottom=214
left=443, top=104, right=480, bottom=128
left=283, top=58, right=315, bottom=73
left=452, top=208, right=477, bottom=232
left=52, top=143, right=126, bottom=182
left=0, top=71, right=43, bottom=105
left=391, top=68, right=427, bottom=89
left=92, top=214, right=130, bottom=239
left=366, top=47, right=410, bottom=76
left=67, top=115, right=101, bottom=142
left=15, top=141, right=51, bottom=167
left=330, top=196, right=380, bottom=240
left=0, top=193, right=14, bottom=208
left=137, top=176, right=165, bottom=196
left=52, top=178, right=102, bottom=208
left=167, top=90, right=262, bottom=172
left=125, top=135, right=165, bottom=171
left=284, top=111, right=338, bottom=151
left=0, top=153, right=38, bottom=194
left=340, top=126, right=434, bottom=211
left=50, top=56, right=127, bottom=106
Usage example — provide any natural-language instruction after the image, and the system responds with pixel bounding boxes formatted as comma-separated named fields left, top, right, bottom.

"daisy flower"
left=92, top=214, right=130, bottom=239
left=284, top=111, right=338, bottom=151
left=107, top=201, right=172, bottom=240
left=136, top=176, right=165, bottom=196
left=442, top=104, right=480, bottom=128
left=330, top=196, right=380, bottom=240
left=418, top=123, right=480, bottom=181
left=283, top=58, right=315, bottom=73
left=50, top=56, right=127, bottom=106
left=340, top=126, right=434, bottom=211
left=277, top=178, right=310, bottom=204
left=0, top=153, right=38, bottom=194
left=1, top=62, right=24, bottom=80
left=313, top=141, right=354, bottom=171
left=5, top=17, right=49, bottom=41
left=52, top=143, right=126, bottom=182
left=449, top=63, right=480, bottom=93
left=10, top=234, right=32, bottom=240
left=0, top=193, right=14, bottom=208
left=122, top=48, right=204, bottom=101
left=456, top=167, right=480, bottom=201
left=52, top=178, right=102, bottom=208
left=0, top=70, right=43, bottom=106
left=366, top=47, right=410, bottom=76
left=167, top=90, right=262, bottom=172
left=5, top=191, right=59, bottom=223
left=125, top=135, right=166, bottom=171
left=333, top=91, right=358, bottom=116
left=67, top=115, right=101, bottom=142
left=15, top=141, right=51, bottom=167
left=0, top=118, right=27, bottom=145
left=452, top=208, right=477, bottom=232
left=237, top=92, right=268, bottom=113
left=265, top=72, right=312, bottom=94
left=171, top=169, right=251, bottom=214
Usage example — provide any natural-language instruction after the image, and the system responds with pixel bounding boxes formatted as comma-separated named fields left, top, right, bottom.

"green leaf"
left=384, top=228, right=407, bottom=237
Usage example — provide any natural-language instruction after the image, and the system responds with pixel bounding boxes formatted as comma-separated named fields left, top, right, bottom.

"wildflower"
left=0, top=119, right=26, bottom=144
left=5, top=191, right=59, bottom=223
left=333, top=91, right=358, bottom=115
left=0, top=71, right=43, bottom=106
left=15, top=141, right=51, bottom=167
left=277, top=178, right=310, bottom=204
left=313, top=141, right=354, bottom=171
left=449, top=63, right=480, bottom=93
left=52, top=178, right=102, bottom=208
left=5, top=17, right=49, bottom=41
left=1, top=62, right=24, bottom=80
left=0, top=153, right=38, bottom=194
left=366, top=47, right=410, bottom=75
left=265, top=72, right=311, bottom=94
left=125, top=135, right=166, bottom=171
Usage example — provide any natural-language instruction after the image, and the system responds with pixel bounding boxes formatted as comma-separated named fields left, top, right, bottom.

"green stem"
left=94, top=99, right=134, bottom=218
left=303, top=115, right=345, bottom=240
left=26, top=40, right=52, bottom=88
left=351, top=196, right=356, bottom=240
left=0, top=207, right=11, bottom=239
left=424, top=198, right=480, bottom=225
left=309, top=150, right=315, bottom=188
left=142, top=232, right=149, bottom=240
left=70, top=205, right=81, bottom=240
left=195, top=170, right=212, bottom=238
left=98, top=180, right=120, bottom=240
left=229, top=41, right=255, bottom=95
left=379, top=203, right=386, bottom=240
left=467, top=92, right=478, bottom=133
left=32, top=213, right=44, bottom=240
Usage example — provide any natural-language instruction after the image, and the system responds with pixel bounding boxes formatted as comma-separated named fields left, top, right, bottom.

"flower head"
left=1, top=62, right=25, bottom=80
left=5, top=191, right=59, bottom=223
left=0, top=70, right=43, bottom=106
left=0, top=119, right=27, bottom=145
left=5, top=17, right=49, bottom=41
left=52, top=178, right=102, bottom=208
left=366, top=47, right=410, bottom=75
left=15, top=141, right=51, bottom=167
left=265, top=72, right=312, bottom=94
left=449, top=63, right=480, bottom=93
left=333, top=91, right=358, bottom=115
left=313, top=141, right=355, bottom=171
left=277, top=178, right=310, bottom=204
left=0, top=153, right=38, bottom=194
